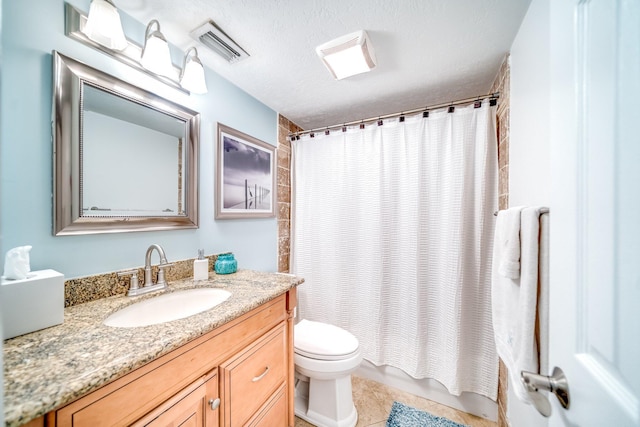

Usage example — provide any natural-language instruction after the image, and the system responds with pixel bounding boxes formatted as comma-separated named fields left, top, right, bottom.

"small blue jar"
left=215, top=253, right=237, bottom=274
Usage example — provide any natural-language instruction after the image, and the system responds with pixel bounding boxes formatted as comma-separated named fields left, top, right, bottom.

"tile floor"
left=294, top=375, right=497, bottom=427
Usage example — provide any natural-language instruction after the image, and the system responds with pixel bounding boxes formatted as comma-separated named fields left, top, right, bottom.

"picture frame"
left=215, top=123, right=276, bottom=219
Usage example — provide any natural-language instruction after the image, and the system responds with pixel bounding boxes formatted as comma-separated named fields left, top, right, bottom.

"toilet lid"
left=294, top=319, right=359, bottom=359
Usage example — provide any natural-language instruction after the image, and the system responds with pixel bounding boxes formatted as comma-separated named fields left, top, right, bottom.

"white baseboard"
left=355, top=360, right=498, bottom=422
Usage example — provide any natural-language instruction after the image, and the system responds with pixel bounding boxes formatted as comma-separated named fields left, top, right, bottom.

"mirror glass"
left=53, top=51, right=200, bottom=235
left=82, top=85, right=185, bottom=217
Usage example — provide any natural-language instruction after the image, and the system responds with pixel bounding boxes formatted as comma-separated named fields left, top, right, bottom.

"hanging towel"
left=496, top=207, right=525, bottom=279
left=491, top=206, right=545, bottom=403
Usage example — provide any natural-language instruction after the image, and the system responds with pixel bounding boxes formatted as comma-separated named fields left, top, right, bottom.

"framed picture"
left=215, top=123, right=276, bottom=219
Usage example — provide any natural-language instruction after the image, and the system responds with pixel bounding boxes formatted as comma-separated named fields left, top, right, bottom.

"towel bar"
left=493, top=208, right=549, bottom=216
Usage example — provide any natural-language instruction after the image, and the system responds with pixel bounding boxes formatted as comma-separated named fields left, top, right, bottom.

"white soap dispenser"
left=193, top=249, right=208, bottom=280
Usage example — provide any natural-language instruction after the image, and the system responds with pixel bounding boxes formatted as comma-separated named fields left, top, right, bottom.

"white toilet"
left=294, top=319, right=362, bottom=427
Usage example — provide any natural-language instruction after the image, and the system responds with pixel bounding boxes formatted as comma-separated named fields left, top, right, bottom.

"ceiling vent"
left=190, top=21, right=249, bottom=63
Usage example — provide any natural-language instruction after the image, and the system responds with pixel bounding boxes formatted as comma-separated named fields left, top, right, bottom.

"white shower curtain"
left=291, top=102, right=499, bottom=399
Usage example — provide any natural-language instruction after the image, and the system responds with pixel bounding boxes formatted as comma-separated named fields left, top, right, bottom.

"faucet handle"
left=118, top=269, right=140, bottom=293
left=157, top=262, right=174, bottom=286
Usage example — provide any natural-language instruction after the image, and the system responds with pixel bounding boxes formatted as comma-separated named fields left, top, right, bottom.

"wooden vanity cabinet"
left=47, top=290, right=296, bottom=427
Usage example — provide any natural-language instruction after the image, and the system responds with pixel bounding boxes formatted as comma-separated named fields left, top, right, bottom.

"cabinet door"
left=204, top=369, right=220, bottom=427
left=134, top=370, right=219, bottom=427
left=144, top=384, right=205, bottom=427
left=221, top=325, right=286, bottom=427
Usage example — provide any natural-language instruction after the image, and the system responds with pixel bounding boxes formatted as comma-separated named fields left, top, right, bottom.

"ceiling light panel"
left=316, top=30, right=376, bottom=80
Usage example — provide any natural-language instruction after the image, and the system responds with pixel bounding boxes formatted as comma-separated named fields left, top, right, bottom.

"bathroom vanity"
left=3, top=270, right=302, bottom=427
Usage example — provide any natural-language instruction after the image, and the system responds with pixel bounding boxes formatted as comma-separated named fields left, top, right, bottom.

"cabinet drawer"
left=247, top=384, right=287, bottom=427
left=221, top=325, right=286, bottom=427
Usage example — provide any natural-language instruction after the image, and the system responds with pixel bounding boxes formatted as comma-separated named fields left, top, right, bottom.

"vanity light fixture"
left=81, top=0, right=127, bottom=50
left=180, top=47, right=208, bottom=94
left=66, top=3, right=201, bottom=94
left=140, top=19, right=174, bottom=78
left=316, top=30, right=377, bottom=80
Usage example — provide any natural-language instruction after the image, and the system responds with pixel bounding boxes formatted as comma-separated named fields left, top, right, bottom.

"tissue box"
left=1, top=269, right=64, bottom=340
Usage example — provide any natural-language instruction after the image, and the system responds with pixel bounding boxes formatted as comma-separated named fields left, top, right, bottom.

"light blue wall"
left=0, top=0, right=278, bottom=279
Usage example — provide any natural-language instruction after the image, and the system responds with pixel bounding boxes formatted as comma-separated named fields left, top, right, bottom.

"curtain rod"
left=289, top=91, right=500, bottom=139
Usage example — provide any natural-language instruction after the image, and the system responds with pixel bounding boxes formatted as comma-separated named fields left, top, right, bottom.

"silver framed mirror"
left=52, top=51, right=200, bottom=235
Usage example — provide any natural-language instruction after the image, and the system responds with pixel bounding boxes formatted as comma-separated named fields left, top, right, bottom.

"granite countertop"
left=3, top=269, right=303, bottom=427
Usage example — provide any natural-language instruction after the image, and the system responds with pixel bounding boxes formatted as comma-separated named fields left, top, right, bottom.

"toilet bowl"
left=294, top=319, right=362, bottom=427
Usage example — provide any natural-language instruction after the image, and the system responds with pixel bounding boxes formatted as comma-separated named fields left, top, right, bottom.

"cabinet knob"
left=208, top=398, right=220, bottom=411
left=252, top=366, right=270, bottom=382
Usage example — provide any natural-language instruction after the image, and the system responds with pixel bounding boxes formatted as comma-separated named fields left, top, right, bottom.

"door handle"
left=521, top=366, right=570, bottom=417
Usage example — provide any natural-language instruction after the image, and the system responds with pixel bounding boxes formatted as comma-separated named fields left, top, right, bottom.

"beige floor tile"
left=456, top=411, right=498, bottom=427
left=352, top=376, right=389, bottom=426
left=294, top=416, right=315, bottom=427
left=295, top=374, right=496, bottom=427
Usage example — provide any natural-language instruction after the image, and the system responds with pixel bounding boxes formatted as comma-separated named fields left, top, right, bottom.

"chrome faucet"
left=119, top=244, right=174, bottom=297
left=145, top=244, right=171, bottom=288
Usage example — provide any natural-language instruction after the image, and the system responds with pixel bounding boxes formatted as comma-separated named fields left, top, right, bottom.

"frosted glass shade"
left=316, top=30, right=376, bottom=80
left=140, top=20, right=175, bottom=78
left=81, top=0, right=127, bottom=51
left=322, top=45, right=372, bottom=80
left=180, top=48, right=208, bottom=94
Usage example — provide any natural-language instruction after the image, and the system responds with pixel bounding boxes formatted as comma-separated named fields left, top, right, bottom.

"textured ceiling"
left=115, top=0, right=531, bottom=130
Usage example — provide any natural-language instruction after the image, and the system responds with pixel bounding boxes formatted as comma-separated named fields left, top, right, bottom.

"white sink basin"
left=104, top=288, right=231, bottom=328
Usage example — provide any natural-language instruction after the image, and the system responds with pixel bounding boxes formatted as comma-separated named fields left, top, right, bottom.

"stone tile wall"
left=491, top=54, right=511, bottom=427
left=276, top=115, right=302, bottom=273
left=493, top=56, right=510, bottom=212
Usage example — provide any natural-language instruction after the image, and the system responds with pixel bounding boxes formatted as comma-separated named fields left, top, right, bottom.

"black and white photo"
left=216, top=123, right=276, bottom=219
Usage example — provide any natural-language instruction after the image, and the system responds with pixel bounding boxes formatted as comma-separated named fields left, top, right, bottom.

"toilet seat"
left=294, top=319, right=359, bottom=361
left=295, top=347, right=360, bottom=361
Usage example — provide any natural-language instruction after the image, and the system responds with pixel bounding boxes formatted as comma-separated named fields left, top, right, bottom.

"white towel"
left=496, top=207, right=525, bottom=279
left=491, top=206, right=545, bottom=403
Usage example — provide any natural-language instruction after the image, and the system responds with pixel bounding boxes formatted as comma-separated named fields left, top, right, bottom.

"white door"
left=549, top=0, right=640, bottom=425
